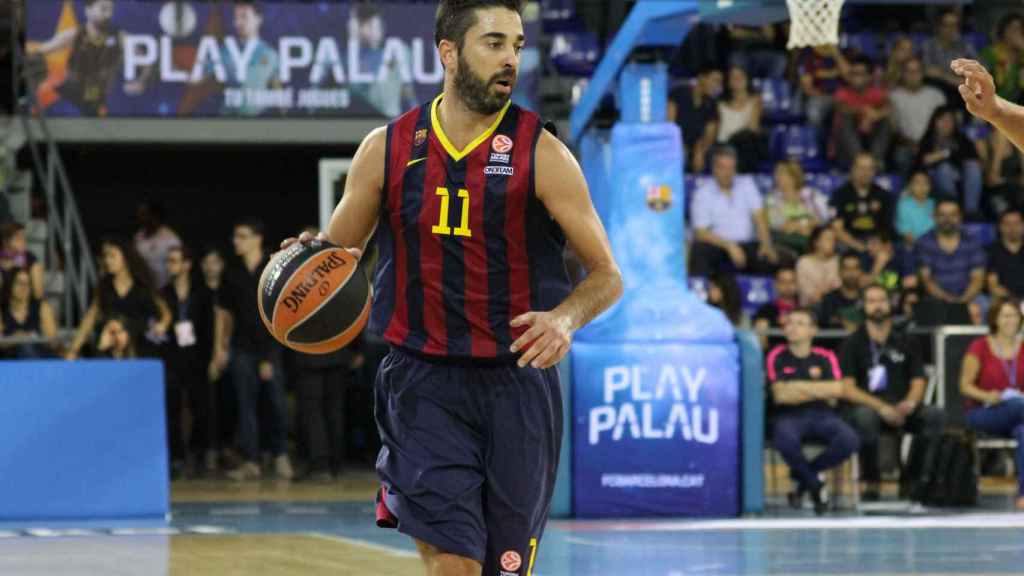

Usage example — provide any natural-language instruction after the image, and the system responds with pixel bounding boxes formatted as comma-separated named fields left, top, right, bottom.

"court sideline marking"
left=553, top=513, right=1024, bottom=532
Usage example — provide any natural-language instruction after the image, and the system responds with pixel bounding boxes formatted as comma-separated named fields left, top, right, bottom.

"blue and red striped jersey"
left=368, top=94, right=571, bottom=359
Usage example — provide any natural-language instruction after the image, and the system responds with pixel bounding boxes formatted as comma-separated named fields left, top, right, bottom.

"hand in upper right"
left=951, top=58, right=1000, bottom=124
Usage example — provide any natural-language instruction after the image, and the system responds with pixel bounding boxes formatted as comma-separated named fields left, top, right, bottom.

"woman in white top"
left=796, top=225, right=841, bottom=306
left=716, top=66, right=765, bottom=172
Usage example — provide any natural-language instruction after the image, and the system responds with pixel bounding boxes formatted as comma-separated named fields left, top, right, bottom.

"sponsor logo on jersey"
left=414, top=128, right=428, bottom=147
left=492, top=134, right=514, bottom=153
left=500, top=550, right=522, bottom=571
left=484, top=166, right=514, bottom=176
left=490, top=152, right=510, bottom=164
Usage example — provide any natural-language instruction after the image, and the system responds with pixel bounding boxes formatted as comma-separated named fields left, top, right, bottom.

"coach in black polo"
left=839, top=283, right=946, bottom=501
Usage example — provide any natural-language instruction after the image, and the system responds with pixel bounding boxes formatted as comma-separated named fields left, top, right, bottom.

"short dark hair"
left=435, top=0, right=524, bottom=49
left=711, top=144, right=738, bottom=162
left=354, top=2, right=380, bottom=23
left=851, top=55, right=873, bottom=70
left=988, top=297, right=1023, bottom=333
left=1000, top=208, right=1024, bottom=223
left=235, top=0, right=262, bottom=15
left=169, top=244, right=193, bottom=263
left=862, top=282, right=889, bottom=300
left=809, top=225, right=832, bottom=253
left=997, top=12, right=1024, bottom=41
left=934, top=198, right=961, bottom=213
left=840, top=252, right=863, bottom=268
left=235, top=217, right=265, bottom=237
left=788, top=307, right=818, bottom=326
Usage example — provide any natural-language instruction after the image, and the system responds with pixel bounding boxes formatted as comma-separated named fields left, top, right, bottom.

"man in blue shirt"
left=913, top=199, right=985, bottom=324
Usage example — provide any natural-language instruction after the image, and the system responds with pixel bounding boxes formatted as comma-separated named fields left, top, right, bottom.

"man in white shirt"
left=890, top=57, right=946, bottom=172
left=134, top=201, right=182, bottom=289
left=690, top=145, right=783, bottom=276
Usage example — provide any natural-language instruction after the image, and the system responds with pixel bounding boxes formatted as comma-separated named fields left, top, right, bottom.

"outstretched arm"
left=953, top=58, right=1024, bottom=154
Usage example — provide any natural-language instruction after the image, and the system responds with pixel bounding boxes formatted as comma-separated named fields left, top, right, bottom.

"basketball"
left=257, top=240, right=371, bottom=354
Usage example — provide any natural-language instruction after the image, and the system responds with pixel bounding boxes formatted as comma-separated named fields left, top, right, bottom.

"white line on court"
left=306, top=532, right=420, bottom=558
left=554, top=513, right=1024, bottom=532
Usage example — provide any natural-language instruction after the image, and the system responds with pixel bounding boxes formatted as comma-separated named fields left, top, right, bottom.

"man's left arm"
left=901, top=338, right=928, bottom=413
left=510, top=130, right=624, bottom=369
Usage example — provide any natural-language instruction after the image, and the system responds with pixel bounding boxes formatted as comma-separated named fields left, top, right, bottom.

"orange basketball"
left=257, top=240, right=371, bottom=354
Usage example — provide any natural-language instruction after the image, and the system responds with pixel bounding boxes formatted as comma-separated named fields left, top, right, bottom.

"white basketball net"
left=786, top=0, right=846, bottom=49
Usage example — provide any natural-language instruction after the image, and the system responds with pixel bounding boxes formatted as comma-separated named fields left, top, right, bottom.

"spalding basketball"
left=257, top=240, right=371, bottom=354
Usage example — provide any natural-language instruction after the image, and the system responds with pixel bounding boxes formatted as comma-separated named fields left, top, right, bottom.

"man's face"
left=1001, top=212, right=1024, bottom=244
left=234, top=6, right=262, bottom=40
left=784, top=312, right=816, bottom=345
left=903, top=59, right=924, bottom=90
left=852, top=155, right=876, bottom=188
left=1005, top=19, right=1024, bottom=51
left=166, top=250, right=188, bottom=279
left=840, top=257, right=862, bottom=289
left=233, top=225, right=260, bottom=256
left=713, top=154, right=737, bottom=188
left=699, top=70, right=724, bottom=98
left=86, top=0, right=114, bottom=31
left=935, top=202, right=962, bottom=235
left=202, top=252, right=224, bottom=281
left=449, top=7, right=523, bottom=115
left=849, top=63, right=870, bottom=91
left=939, top=13, right=960, bottom=42
left=775, top=270, right=798, bottom=301
left=359, top=15, right=384, bottom=49
left=863, top=287, right=891, bottom=323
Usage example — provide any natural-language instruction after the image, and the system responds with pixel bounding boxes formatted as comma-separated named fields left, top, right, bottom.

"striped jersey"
left=368, top=94, right=571, bottom=359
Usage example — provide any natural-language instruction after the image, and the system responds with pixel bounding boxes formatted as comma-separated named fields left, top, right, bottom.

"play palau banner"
left=25, top=0, right=540, bottom=118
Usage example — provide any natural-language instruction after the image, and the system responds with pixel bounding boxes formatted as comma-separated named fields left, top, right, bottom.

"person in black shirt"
left=162, top=246, right=219, bottom=477
left=839, top=283, right=945, bottom=501
left=817, top=253, right=865, bottom=331
left=988, top=209, right=1024, bottom=299
left=66, top=237, right=170, bottom=360
left=219, top=218, right=293, bottom=481
left=0, top=267, right=58, bottom=358
left=753, top=266, right=798, bottom=351
left=201, top=246, right=235, bottom=460
left=668, top=65, right=722, bottom=173
left=95, top=315, right=136, bottom=359
left=766, top=308, right=859, bottom=515
left=829, top=153, right=895, bottom=253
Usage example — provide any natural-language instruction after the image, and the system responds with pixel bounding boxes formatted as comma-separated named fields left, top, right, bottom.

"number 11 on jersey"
left=431, top=187, right=472, bottom=238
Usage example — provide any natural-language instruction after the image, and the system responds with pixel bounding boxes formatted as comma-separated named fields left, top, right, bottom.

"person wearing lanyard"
left=839, top=283, right=946, bottom=502
left=162, top=246, right=218, bottom=478
left=960, top=297, right=1024, bottom=510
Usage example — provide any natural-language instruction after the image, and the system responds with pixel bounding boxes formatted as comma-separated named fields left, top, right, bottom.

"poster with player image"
left=25, top=0, right=540, bottom=118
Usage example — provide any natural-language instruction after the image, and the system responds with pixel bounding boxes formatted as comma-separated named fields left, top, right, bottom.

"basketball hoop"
left=786, top=0, right=846, bottom=49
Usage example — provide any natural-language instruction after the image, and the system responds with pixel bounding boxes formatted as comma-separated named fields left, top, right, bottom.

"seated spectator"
left=817, top=253, right=866, bottom=331
left=767, top=308, right=860, bottom=515
left=959, top=298, right=1024, bottom=510
left=754, top=266, right=798, bottom=351
left=922, top=9, right=978, bottom=102
left=716, top=66, right=765, bottom=173
left=95, top=316, right=137, bottom=360
left=134, top=201, right=182, bottom=290
left=989, top=209, right=1024, bottom=300
left=830, top=153, right=895, bottom=253
left=890, top=58, right=946, bottom=173
left=668, top=65, right=722, bottom=174
left=883, top=36, right=916, bottom=89
left=839, top=284, right=946, bottom=502
left=980, top=13, right=1024, bottom=105
left=707, top=272, right=743, bottom=327
left=896, top=171, right=936, bottom=245
left=727, top=24, right=786, bottom=78
left=0, top=222, right=44, bottom=300
left=796, top=226, right=840, bottom=307
left=833, top=57, right=892, bottom=169
left=914, top=105, right=983, bottom=217
left=913, top=199, right=985, bottom=324
left=865, top=230, right=904, bottom=292
left=765, top=160, right=829, bottom=255
left=689, top=146, right=786, bottom=276
left=796, top=44, right=851, bottom=127
left=0, top=267, right=58, bottom=359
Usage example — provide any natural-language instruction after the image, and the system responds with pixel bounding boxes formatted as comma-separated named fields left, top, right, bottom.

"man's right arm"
left=953, top=59, right=1024, bottom=155
left=326, top=127, right=387, bottom=251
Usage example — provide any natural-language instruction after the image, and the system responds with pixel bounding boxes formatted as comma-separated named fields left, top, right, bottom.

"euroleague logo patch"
left=492, top=134, right=514, bottom=153
left=500, top=550, right=522, bottom=572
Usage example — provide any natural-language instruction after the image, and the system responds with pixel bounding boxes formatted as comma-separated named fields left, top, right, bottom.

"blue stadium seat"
left=738, top=275, right=775, bottom=316
left=807, top=172, right=844, bottom=197
left=840, top=32, right=881, bottom=60
left=754, top=78, right=799, bottom=123
left=770, top=125, right=825, bottom=172
left=966, top=31, right=990, bottom=55
left=540, top=0, right=578, bottom=33
left=965, top=120, right=992, bottom=142
left=965, top=222, right=996, bottom=246
left=875, top=174, right=904, bottom=194
left=550, top=30, right=600, bottom=77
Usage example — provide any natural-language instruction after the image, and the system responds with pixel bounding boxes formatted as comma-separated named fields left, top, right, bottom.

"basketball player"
left=953, top=57, right=1024, bottom=152
left=283, top=2, right=622, bottom=574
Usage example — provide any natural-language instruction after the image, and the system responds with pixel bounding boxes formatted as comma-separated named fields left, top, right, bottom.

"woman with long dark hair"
left=0, top=267, right=58, bottom=358
left=915, top=105, right=984, bottom=216
left=0, top=222, right=45, bottom=301
left=65, top=237, right=171, bottom=359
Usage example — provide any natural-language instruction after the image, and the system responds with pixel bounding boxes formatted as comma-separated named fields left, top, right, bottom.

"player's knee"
left=415, top=540, right=482, bottom=576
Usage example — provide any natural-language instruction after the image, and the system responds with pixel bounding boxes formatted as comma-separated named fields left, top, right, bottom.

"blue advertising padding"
left=572, top=341, right=740, bottom=517
left=736, top=329, right=765, bottom=514
left=0, top=360, right=168, bottom=521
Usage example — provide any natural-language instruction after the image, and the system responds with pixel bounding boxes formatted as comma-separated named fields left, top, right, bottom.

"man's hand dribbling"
left=510, top=311, right=573, bottom=369
left=951, top=58, right=1001, bottom=123
left=278, top=231, right=363, bottom=260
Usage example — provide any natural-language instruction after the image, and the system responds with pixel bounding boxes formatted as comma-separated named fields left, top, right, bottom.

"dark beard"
left=867, top=310, right=891, bottom=324
left=453, top=53, right=512, bottom=115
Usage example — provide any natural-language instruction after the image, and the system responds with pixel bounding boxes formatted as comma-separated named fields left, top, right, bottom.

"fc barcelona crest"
left=646, top=184, right=672, bottom=212
left=413, top=128, right=428, bottom=147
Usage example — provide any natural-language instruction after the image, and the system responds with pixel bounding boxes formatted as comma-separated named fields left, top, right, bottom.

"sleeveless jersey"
left=369, top=95, right=571, bottom=359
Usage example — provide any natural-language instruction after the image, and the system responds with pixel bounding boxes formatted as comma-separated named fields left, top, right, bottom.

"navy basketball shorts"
left=374, top=346, right=563, bottom=575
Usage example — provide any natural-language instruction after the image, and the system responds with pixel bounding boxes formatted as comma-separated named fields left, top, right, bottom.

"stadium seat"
left=770, top=125, right=825, bottom=172
left=840, top=31, right=882, bottom=60
left=540, top=0, right=578, bottom=33
left=754, top=78, right=800, bottom=123
left=550, top=30, right=601, bottom=77
left=965, top=223, right=996, bottom=246
left=738, top=275, right=775, bottom=316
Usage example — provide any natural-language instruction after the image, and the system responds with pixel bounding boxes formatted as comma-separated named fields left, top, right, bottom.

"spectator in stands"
left=767, top=308, right=859, bottom=515
left=765, top=160, right=829, bottom=255
left=817, top=253, right=865, bottom=332
left=95, top=315, right=136, bottom=360
left=668, top=65, right=722, bottom=174
left=716, top=66, right=765, bottom=173
left=727, top=24, right=786, bottom=79
left=830, top=153, right=895, bottom=253
left=219, top=218, right=293, bottom=481
left=890, top=58, right=947, bottom=173
left=959, top=298, right=1024, bottom=509
left=134, top=201, right=181, bottom=289
left=796, top=226, right=840, bottom=307
left=833, top=57, right=893, bottom=170
left=915, top=105, right=984, bottom=217
left=707, top=272, right=743, bottom=327
left=796, top=44, right=851, bottom=127
left=0, top=222, right=44, bottom=300
left=896, top=171, right=937, bottom=245
left=839, top=283, right=946, bottom=501
left=980, top=13, right=1024, bottom=105
left=913, top=199, right=985, bottom=324
left=162, top=246, right=218, bottom=477
left=883, top=36, right=916, bottom=89
left=753, top=266, right=799, bottom=352
left=988, top=209, right=1024, bottom=300
left=0, top=267, right=57, bottom=359
left=690, top=146, right=784, bottom=276
left=865, top=230, right=904, bottom=293
left=922, top=9, right=978, bottom=99
left=65, top=237, right=171, bottom=360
